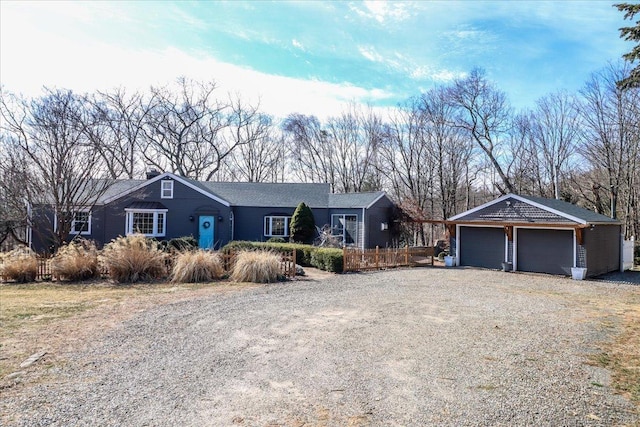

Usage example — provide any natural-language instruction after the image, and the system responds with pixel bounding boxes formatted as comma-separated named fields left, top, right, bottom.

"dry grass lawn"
left=0, top=280, right=257, bottom=384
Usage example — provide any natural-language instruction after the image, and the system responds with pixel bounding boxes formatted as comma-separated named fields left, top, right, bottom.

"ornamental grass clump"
left=230, top=250, right=282, bottom=283
left=171, top=250, right=224, bottom=283
left=0, top=248, right=38, bottom=283
left=101, top=234, right=167, bottom=283
left=51, top=239, right=100, bottom=281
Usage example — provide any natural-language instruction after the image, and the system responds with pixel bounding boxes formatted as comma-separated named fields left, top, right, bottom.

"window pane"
left=157, top=213, right=164, bottom=234
left=345, top=215, right=357, bottom=244
left=73, top=211, right=89, bottom=233
left=161, top=181, right=173, bottom=198
left=271, top=217, right=286, bottom=236
left=132, top=212, right=154, bottom=234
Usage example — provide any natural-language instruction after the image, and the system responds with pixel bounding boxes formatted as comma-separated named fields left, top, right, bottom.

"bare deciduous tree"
left=448, top=68, right=515, bottom=194
left=0, top=88, right=113, bottom=250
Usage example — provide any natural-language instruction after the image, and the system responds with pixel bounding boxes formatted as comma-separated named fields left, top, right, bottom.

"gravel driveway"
left=2, top=268, right=639, bottom=426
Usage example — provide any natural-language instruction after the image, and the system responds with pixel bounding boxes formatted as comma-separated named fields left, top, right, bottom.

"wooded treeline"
left=1, top=62, right=639, bottom=247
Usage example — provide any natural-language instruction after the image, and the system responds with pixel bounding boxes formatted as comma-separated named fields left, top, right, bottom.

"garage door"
left=459, top=227, right=505, bottom=269
left=516, top=228, right=573, bottom=275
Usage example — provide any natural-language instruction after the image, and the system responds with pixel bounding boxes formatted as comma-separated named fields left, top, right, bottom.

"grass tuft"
left=230, top=250, right=282, bottom=283
left=171, top=250, right=224, bottom=283
left=100, top=234, right=167, bottom=283
left=51, top=239, right=100, bottom=281
left=0, top=248, right=38, bottom=283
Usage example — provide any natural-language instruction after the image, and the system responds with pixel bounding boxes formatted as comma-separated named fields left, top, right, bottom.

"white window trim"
left=264, top=216, right=291, bottom=237
left=331, top=214, right=358, bottom=246
left=161, top=180, right=174, bottom=199
left=125, top=208, right=168, bottom=237
left=54, top=208, right=92, bottom=236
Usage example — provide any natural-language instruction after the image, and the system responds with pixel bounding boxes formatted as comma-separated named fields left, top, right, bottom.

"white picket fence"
left=622, top=237, right=635, bottom=271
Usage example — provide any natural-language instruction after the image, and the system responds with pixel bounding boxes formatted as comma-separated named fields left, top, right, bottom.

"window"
left=71, top=210, right=91, bottom=235
left=332, top=214, right=357, bottom=246
left=125, top=209, right=167, bottom=237
left=54, top=209, right=92, bottom=235
left=161, top=180, right=174, bottom=199
left=264, top=216, right=291, bottom=237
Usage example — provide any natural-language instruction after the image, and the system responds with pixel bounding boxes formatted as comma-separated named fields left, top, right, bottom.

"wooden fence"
left=0, top=250, right=296, bottom=282
left=343, top=246, right=434, bottom=273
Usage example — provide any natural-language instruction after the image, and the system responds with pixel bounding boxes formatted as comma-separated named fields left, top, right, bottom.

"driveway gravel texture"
left=2, top=268, right=639, bottom=426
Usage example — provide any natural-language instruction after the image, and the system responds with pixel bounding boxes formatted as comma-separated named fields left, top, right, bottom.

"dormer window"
left=161, top=180, right=174, bottom=199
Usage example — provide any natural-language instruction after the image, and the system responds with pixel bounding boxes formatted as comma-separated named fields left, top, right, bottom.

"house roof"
left=93, top=173, right=387, bottom=210
left=198, top=181, right=331, bottom=208
left=328, top=192, right=387, bottom=209
left=448, top=194, right=620, bottom=226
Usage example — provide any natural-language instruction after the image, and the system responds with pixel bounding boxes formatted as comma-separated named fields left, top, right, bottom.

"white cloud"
left=358, top=45, right=385, bottom=63
left=356, top=1, right=414, bottom=23
left=292, top=39, right=305, bottom=51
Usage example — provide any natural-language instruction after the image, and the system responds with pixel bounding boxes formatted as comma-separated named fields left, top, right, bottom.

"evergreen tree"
left=290, top=202, right=315, bottom=244
left=614, top=3, right=640, bottom=89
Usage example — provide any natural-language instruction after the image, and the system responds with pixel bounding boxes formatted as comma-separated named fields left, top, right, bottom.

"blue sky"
left=0, top=1, right=632, bottom=119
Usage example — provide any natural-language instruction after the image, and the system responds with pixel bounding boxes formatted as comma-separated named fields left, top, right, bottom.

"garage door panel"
left=517, top=229, right=573, bottom=275
left=460, top=227, right=504, bottom=269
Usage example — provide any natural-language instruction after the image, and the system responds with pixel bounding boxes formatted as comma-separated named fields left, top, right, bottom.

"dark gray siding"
left=364, top=197, right=394, bottom=248
left=232, top=206, right=330, bottom=242
left=459, top=226, right=505, bottom=269
left=516, top=228, right=573, bottom=275
left=102, top=178, right=231, bottom=248
left=584, top=224, right=621, bottom=277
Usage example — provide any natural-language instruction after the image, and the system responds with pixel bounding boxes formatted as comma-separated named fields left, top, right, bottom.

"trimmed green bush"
left=310, top=248, right=343, bottom=272
left=267, top=237, right=286, bottom=243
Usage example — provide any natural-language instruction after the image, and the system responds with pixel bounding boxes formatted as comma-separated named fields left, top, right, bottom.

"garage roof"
left=448, top=194, right=621, bottom=226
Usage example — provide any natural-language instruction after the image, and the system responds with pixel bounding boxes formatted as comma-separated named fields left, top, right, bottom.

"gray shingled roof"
left=518, top=195, right=619, bottom=224
left=452, top=194, right=620, bottom=225
left=98, top=180, right=145, bottom=203
left=89, top=174, right=388, bottom=210
left=197, top=181, right=332, bottom=208
left=328, top=192, right=386, bottom=208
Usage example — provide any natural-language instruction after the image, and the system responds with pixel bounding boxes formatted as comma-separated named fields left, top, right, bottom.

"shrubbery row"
left=221, top=241, right=343, bottom=272
left=0, top=236, right=298, bottom=284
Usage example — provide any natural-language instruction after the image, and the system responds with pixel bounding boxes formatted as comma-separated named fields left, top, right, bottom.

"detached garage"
left=447, top=194, right=622, bottom=278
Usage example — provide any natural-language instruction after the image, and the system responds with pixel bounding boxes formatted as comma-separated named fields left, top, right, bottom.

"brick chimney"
left=146, top=168, right=161, bottom=179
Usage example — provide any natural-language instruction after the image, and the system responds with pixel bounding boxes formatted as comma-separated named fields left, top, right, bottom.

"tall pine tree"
left=614, top=3, right=640, bottom=89
left=290, top=202, right=315, bottom=244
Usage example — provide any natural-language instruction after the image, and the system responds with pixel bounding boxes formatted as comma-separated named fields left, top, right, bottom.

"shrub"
left=101, top=234, right=167, bottom=283
left=221, top=240, right=259, bottom=254
left=310, top=248, right=343, bottom=272
left=290, top=202, right=316, bottom=244
left=167, top=236, right=198, bottom=252
left=267, top=237, right=286, bottom=243
left=171, top=250, right=224, bottom=283
left=221, top=241, right=341, bottom=272
left=51, top=239, right=100, bottom=281
left=230, top=250, right=282, bottom=283
left=1, top=248, right=38, bottom=283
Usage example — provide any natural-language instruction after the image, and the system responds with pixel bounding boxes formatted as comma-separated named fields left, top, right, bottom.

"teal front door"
left=198, top=216, right=215, bottom=249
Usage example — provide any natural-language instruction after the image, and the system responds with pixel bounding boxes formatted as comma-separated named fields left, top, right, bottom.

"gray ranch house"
left=31, top=172, right=395, bottom=252
left=446, top=194, right=623, bottom=278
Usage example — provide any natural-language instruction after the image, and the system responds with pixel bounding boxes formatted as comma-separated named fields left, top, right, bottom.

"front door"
left=198, top=216, right=215, bottom=249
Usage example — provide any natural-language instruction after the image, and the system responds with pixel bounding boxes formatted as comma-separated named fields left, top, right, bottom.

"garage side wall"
left=584, top=225, right=621, bottom=277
